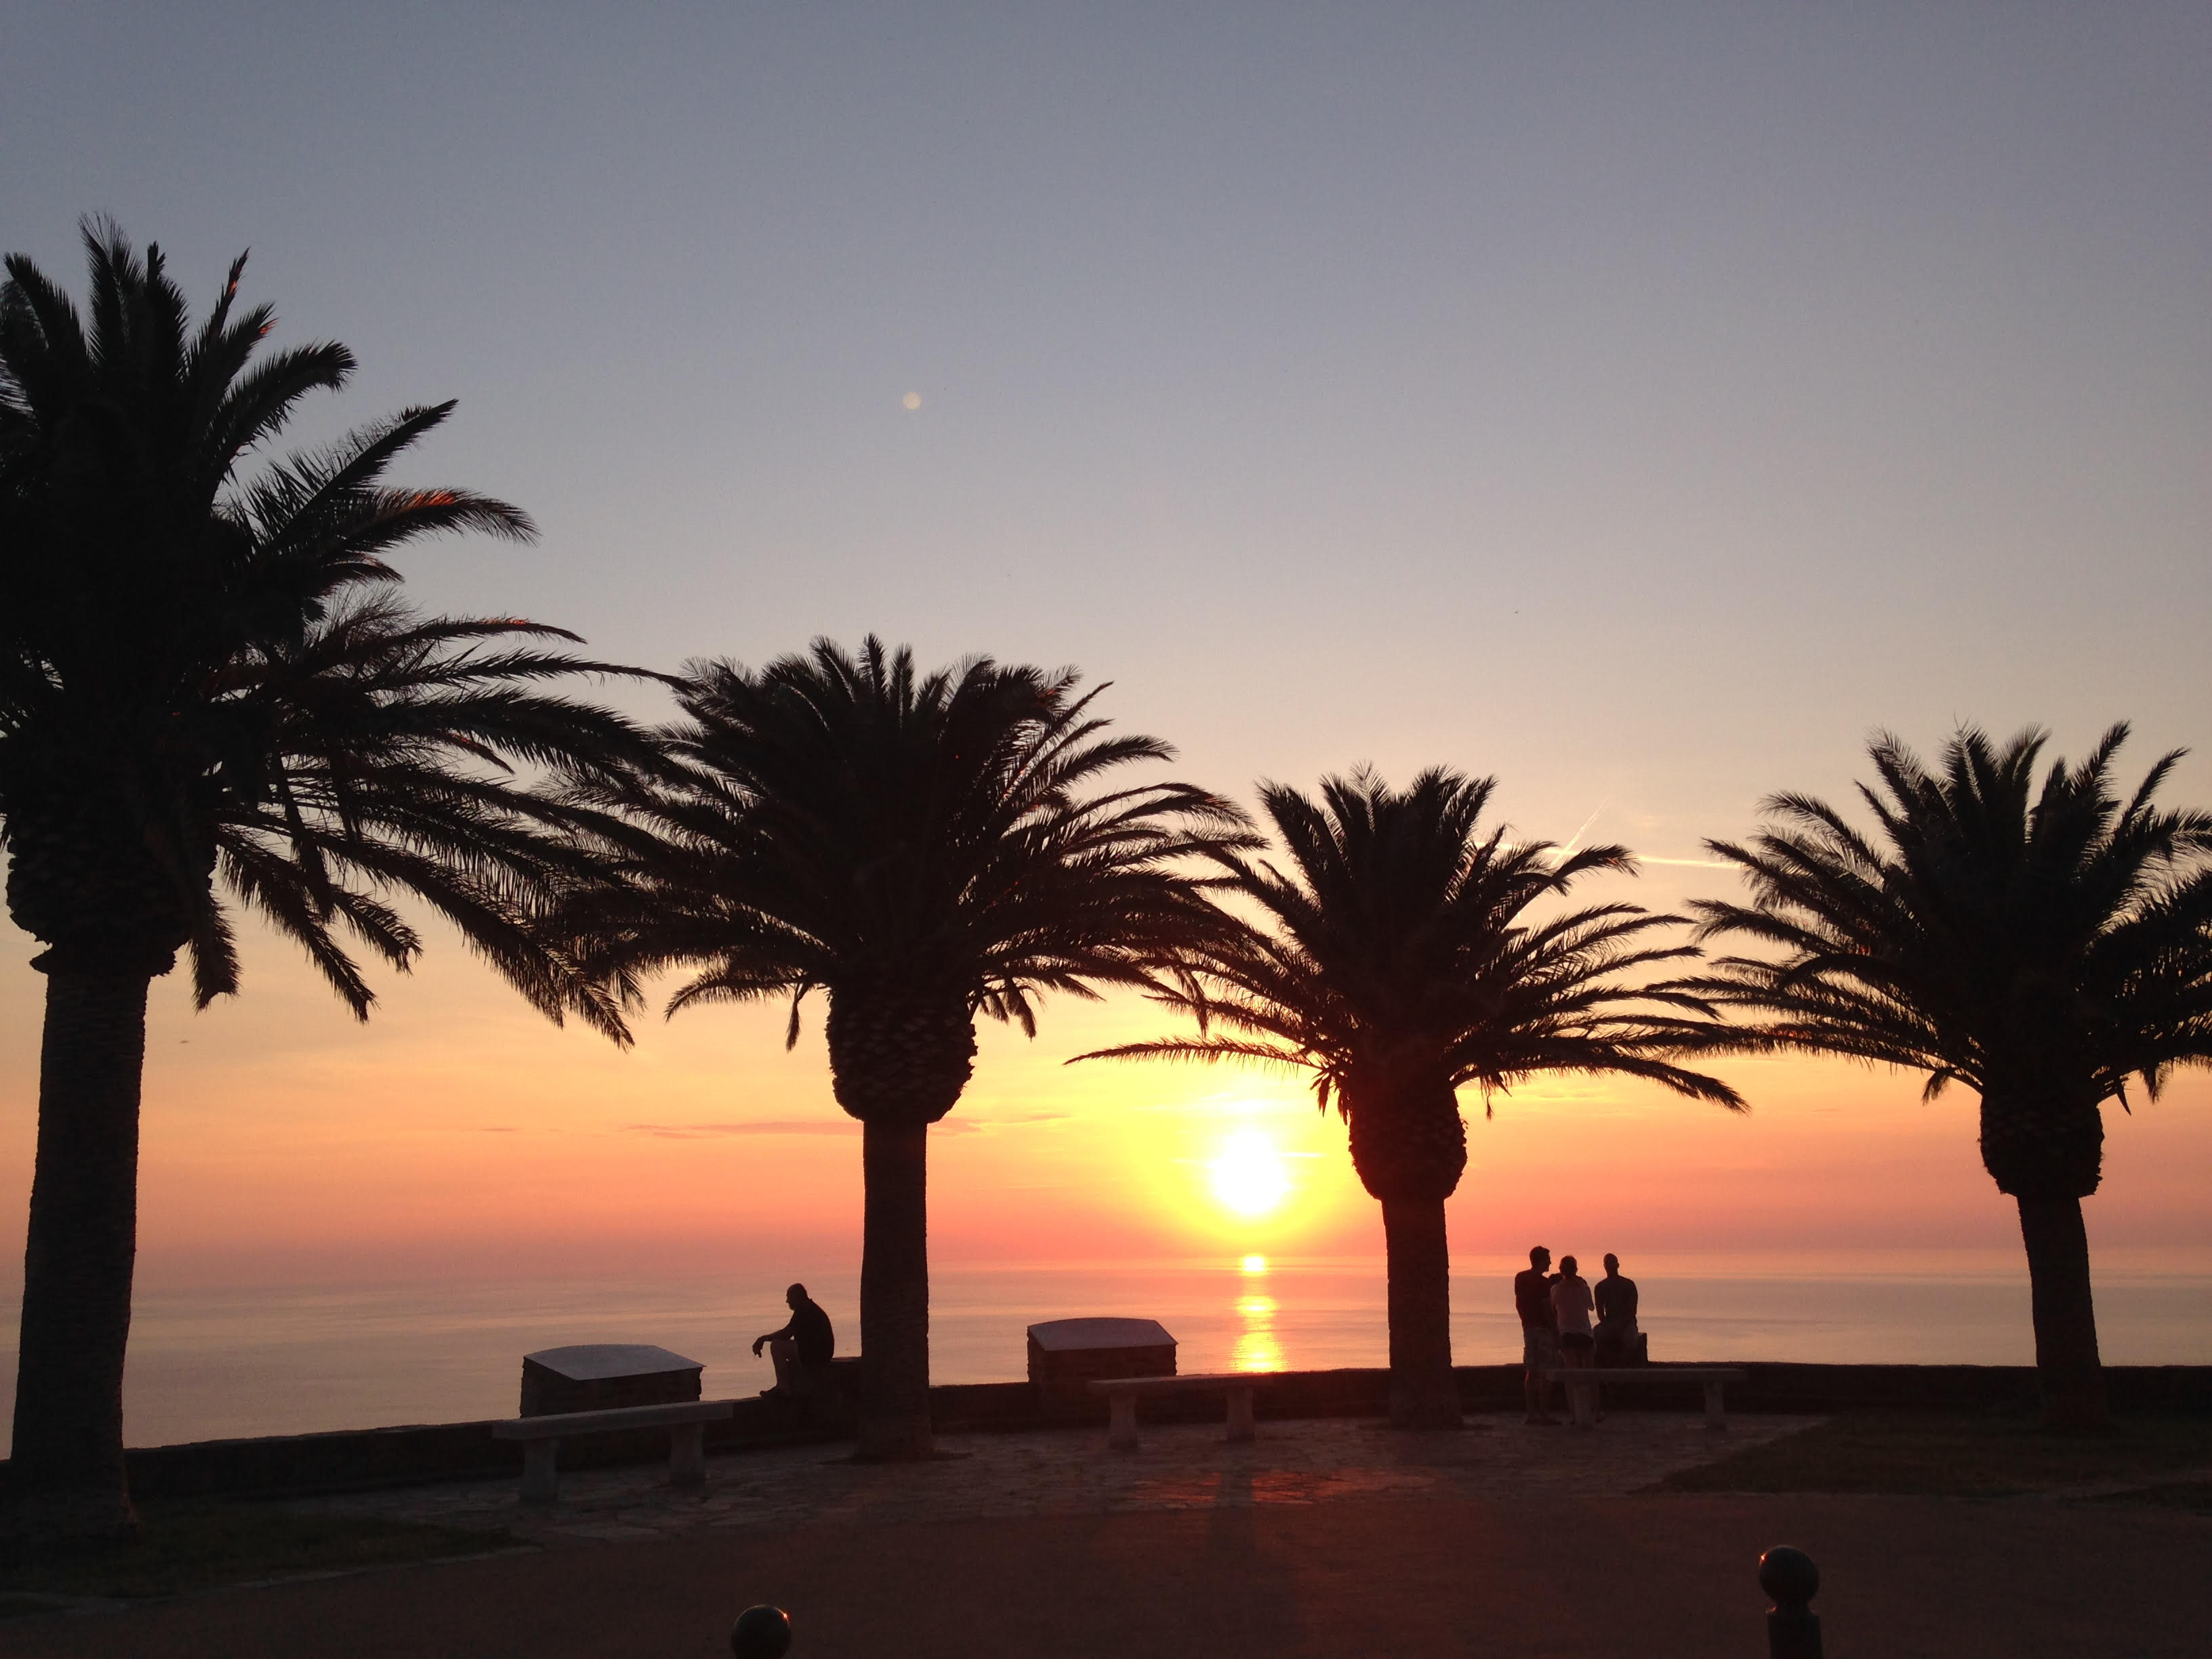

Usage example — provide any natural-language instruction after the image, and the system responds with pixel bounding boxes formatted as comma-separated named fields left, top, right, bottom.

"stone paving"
left=289, top=1410, right=1822, bottom=1544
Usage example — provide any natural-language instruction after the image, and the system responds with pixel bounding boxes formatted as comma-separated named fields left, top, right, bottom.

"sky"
left=1, top=2, right=2208, bottom=1290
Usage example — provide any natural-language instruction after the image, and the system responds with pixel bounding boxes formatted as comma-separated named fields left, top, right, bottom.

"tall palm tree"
left=1081, top=769, right=1742, bottom=1428
left=567, top=637, right=1248, bottom=1459
left=1685, top=725, right=2212, bottom=1431
left=1, top=224, right=657, bottom=1536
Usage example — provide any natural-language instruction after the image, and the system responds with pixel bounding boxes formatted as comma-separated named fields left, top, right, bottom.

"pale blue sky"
left=4, top=1, right=2207, bottom=888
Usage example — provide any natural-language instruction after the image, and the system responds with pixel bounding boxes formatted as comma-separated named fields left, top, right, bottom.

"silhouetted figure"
left=1515, top=1246, right=1561, bottom=1424
left=1593, top=1252, right=1641, bottom=1366
left=1551, top=1255, right=1595, bottom=1372
left=753, top=1283, right=835, bottom=1397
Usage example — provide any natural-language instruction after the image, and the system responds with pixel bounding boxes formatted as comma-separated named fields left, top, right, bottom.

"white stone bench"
left=1089, top=1373, right=1259, bottom=1450
left=1543, top=1366, right=1748, bottom=1429
left=491, top=1399, right=734, bottom=1502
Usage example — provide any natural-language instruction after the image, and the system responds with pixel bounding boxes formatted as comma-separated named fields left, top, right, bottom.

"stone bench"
left=1544, top=1366, right=1748, bottom=1429
left=491, top=1399, right=735, bottom=1502
left=1089, top=1373, right=1259, bottom=1450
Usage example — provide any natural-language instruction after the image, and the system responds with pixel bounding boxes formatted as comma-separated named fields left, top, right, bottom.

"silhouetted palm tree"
left=567, top=637, right=1248, bottom=1458
left=1, top=224, right=656, bottom=1536
left=1685, top=725, right=2212, bottom=1430
left=1082, top=769, right=1742, bottom=1428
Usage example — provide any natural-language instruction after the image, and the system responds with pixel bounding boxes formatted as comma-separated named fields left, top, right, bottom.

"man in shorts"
left=1514, top=1246, right=1561, bottom=1425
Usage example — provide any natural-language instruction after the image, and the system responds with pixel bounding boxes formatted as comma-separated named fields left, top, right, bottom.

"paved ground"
left=290, top=1409, right=1822, bottom=1544
left=10, top=1413, right=2211, bottom=1657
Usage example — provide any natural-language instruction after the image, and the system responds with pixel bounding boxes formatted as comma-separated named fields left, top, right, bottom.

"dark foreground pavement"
left=9, top=1492, right=2208, bottom=1658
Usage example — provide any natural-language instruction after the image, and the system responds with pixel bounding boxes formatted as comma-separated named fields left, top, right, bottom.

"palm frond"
left=1693, top=723, right=2212, bottom=1128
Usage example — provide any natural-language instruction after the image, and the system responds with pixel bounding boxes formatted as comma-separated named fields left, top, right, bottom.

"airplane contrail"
left=1559, top=803, right=1606, bottom=857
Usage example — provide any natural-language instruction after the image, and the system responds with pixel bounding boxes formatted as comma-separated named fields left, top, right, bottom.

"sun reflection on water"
left=1231, top=1257, right=1284, bottom=1370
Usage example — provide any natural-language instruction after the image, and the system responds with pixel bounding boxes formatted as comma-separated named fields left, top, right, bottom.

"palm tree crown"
left=1090, top=768, right=1742, bottom=1167
left=580, top=635, right=1250, bottom=1111
left=1685, top=724, right=2212, bottom=1194
left=0, top=222, right=653, bottom=1025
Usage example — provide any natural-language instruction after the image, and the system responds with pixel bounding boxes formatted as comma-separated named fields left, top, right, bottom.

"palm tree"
left=1, top=224, right=657, bottom=1536
left=1685, top=725, right=2212, bottom=1431
left=1080, top=769, right=1742, bottom=1428
left=566, top=637, right=1248, bottom=1459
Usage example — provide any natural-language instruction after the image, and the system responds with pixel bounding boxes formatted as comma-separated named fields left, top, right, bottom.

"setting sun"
left=1210, top=1128, right=1291, bottom=1218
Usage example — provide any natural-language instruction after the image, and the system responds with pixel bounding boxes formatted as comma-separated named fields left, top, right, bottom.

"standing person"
left=1551, top=1256, right=1596, bottom=1371
left=752, top=1284, right=836, bottom=1397
left=1594, top=1253, right=1641, bottom=1366
left=1515, top=1246, right=1561, bottom=1425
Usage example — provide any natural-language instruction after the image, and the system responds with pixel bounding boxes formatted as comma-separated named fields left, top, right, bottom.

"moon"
left=903, top=391, right=922, bottom=411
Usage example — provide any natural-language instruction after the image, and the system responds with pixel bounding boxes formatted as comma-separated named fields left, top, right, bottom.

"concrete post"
left=1107, top=1391, right=1140, bottom=1451
left=731, top=1604, right=792, bottom=1658
left=1759, top=1547, right=1822, bottom=1659
left=520, top=1439, right=559, bottom=1504
left=670, top=1420, right=708, bottom=1488
left=1227, top=1386, right=1256, bottom=1442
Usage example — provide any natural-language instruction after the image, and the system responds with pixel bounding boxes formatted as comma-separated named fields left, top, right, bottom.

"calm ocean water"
left=3, top=1257, right=2208, bottom=1456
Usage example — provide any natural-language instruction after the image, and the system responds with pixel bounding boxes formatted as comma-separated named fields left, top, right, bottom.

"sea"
left=3, top=1256, right=2208, bottom=1457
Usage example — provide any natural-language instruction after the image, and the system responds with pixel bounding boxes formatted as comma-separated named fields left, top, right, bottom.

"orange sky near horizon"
left=4, top=901, right=2206, bottom=1295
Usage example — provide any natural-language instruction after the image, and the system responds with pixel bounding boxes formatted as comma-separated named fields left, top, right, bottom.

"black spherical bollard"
left=1758, top=1547, right=1821, bottom=1659
left=731, top=1603, right=792, bottom=1659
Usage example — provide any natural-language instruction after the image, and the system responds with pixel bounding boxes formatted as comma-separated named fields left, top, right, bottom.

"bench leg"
left=1704, top=1380, right=1727, bottom=1431
left=520, top=1438, right=560, bottom=1504
left=1108, top=1393, right=1140, bottom=1452
left=670, top=1420, right=708, bottom=1488
left=1226, top=1387, right=1255, bottom=1443
left=1570, top=1378, right=1597, bottom=1428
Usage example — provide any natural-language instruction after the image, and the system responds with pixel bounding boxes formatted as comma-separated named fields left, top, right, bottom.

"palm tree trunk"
left=857, top=1117, right=934, bottom=1459
left=1380, top=1196, right=1460, bottom=1429
left=2016, top=1193, right=2107, bottom=1432
left=7, top=968, right=151, bottom=1538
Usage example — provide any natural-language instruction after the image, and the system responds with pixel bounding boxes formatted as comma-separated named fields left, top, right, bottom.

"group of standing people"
left=1513, top=1246, right=1641, bottom=1425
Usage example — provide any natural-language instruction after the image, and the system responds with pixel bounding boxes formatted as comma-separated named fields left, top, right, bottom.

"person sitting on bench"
left=752, top=1282, right=835, bottom=1397
left=1593, top=1252, right=1641, bottom=1366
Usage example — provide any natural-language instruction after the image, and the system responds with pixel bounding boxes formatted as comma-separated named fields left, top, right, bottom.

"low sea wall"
left=5, top=1361, right=2207, bottom=1502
